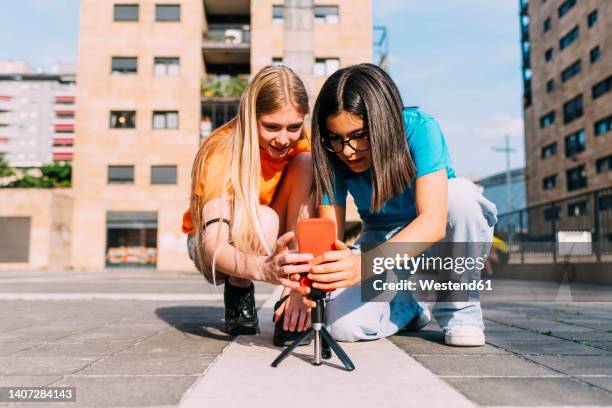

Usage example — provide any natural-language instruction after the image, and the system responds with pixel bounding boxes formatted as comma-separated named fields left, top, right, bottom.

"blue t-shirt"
left=322, top=107, right=456, bottom=225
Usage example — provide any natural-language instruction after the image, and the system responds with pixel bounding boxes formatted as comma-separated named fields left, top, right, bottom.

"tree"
left=6, top=161, right=71, bottom=188
left=0, top=153, right=15, bottom=178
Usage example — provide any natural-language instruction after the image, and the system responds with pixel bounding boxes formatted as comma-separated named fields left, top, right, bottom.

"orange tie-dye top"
left=181, top=121, right=311, bottom=235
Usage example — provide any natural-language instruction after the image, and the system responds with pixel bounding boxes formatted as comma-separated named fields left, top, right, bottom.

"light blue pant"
left=325, top=178, right=497, bottom=342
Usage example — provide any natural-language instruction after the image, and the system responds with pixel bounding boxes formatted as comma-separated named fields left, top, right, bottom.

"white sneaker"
left=444, top=325, right=485, bottom=347
left=405, top=307, right=432, bottom=331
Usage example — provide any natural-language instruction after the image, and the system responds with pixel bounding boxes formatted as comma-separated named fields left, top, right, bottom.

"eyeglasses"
left=322, top=132, right=370, bottom=153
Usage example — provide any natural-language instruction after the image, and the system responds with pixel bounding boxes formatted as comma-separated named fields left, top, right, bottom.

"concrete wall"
left=0, top=188, right=73, bottom=269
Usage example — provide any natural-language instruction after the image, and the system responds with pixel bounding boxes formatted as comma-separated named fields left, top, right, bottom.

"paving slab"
left=445, top=377, right=612, bottom=406
left=527, top=355, right=612, bottom=375
left=413, top=355, right=554, bottom=377
left=0, top=375, right=63, bottom=387
left=180, top=287, right=475, bottom=408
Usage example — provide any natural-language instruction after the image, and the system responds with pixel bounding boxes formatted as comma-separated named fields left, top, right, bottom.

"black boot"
left=224, top=281, right=259, bottom=335
left=273, top=295, right=313, bottom=347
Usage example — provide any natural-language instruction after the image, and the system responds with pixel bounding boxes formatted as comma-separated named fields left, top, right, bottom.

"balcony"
left=202, top=24, right=251, bottom=68
left=53, top=137, right=74, bottom=147
left=204, top=0, right=249, bottom=17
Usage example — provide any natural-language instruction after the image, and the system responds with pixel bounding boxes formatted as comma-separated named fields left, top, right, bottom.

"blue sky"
left=0, top=0, right=524, bottom=179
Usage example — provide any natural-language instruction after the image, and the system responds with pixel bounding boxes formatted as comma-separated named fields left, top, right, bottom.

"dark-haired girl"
left=306, top=63, right=497, bottom=346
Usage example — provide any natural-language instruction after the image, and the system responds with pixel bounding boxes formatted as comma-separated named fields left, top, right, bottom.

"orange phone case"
left=297, top=218, right=337, bottom=291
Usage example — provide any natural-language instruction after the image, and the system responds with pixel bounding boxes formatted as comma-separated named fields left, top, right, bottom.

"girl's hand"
left=258, top=232, right=313, bottom=287
left=273, top=289, right=312, bottom=332
left=307, top=240, right=361, bottom=290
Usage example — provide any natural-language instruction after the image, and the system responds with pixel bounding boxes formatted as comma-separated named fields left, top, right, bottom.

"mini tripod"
left=271, top=288, right=355, bottom=371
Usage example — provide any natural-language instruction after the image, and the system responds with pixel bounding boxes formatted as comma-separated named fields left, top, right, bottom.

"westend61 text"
left=372, top=279, right=493, bottom=292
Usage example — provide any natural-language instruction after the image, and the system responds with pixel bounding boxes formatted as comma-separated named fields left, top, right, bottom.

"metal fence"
left=495, top=186, right=612, bottom=262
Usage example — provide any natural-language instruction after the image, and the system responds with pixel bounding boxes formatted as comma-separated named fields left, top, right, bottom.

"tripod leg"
left=320, top=328, right=355, bottom=371
left=271, top=328, right=313, bottom=368
left=322, top=335, right=332, bottom=359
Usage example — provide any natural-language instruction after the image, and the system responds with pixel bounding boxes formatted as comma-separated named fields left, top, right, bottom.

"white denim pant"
left=325, top=178, right=497, bottom=342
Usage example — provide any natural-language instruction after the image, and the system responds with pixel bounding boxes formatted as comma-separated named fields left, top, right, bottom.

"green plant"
left=6, top=161, right=71, bottom=188
left=202, top=76, right=248, bottom=98
left=0, top=153, right=15, bottom=178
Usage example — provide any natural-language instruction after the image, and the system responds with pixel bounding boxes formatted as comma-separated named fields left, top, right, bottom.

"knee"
left=286, top=152, right=313, bottom=183
left=447, top=179, right=488, bottom=229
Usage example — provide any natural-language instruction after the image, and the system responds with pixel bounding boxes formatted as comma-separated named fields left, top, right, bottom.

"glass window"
left=272, top=5, right=283, bottom=23
left=314, top=6, right=339, bottom=24
left=565, top=129, right=586, bottom=157
left=544, top=206, right=560, bottom=220
left=566, top=165, right=587, bottom=191
left=540, top=111, right=555, bottom=129
left=558, top=0, right=576, bottom=18
left=563, top=94, right=583, bottom=124
left=559, top=25, right=579, bottom=51
left=599, top=195, right=612, bottom=211
left=594, top=115, right=611, bottom=136
left=272, top=57, right=283, bottom=66
left=588, top=10, right=598, bottom=28
left=110, top=111, right=136, bottom=128
left=154, top=57, right=180, bottom=76
left=592, top=75, right=611, bottom=99
left=151, top=165, right=177, bottom=184
left=155, top=4, right=180, bottom=22
left=543, top=174, right=557, bottom=190
left=546, top=79, right=555, bottom=93
left=596, top=155, right=612, bottom=174
left=111, top=57, right=137, bottom=74
left=152, top=111, right=178, bottom=129
left=545, top=48, right=554, bottom=62
left=106, top=211, right=157, bottom=267
left=541, top=142, right=557, bottom=159
left=561, top=59, right=581, bottom=83
left=543, top=17, right=551, bottom=32
left=108, top=165, right=134, bottom=184
left=590, top=46, right=601, bottom=64
left=114, top=4, right=139, bottom=21
left=314, top=58, right=340, bottom=77
left=568, top=201, right=587, bottom=217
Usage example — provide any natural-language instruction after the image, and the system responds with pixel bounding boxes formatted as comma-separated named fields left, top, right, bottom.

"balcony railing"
left=203, top=24, right=251, bottom=47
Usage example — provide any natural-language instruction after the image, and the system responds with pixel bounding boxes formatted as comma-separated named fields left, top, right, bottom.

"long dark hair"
left=312, top=63, right=416, bottom=212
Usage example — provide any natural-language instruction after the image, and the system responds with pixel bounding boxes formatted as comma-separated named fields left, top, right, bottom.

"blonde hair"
left=189, top=65, right=309, bottom=284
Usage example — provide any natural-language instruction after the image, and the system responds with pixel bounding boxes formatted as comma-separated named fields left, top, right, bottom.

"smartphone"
left=296, top=218, right=336, bottom=292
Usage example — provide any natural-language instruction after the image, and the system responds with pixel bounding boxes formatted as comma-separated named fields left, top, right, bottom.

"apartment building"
left=520, top=0, right=611, bottom=208
left=0, top=61, right=76, bottom=167
left=72, top=0, right=372, bottom=270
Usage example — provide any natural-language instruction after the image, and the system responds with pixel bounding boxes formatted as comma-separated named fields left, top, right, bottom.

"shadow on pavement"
left=393, top=329, right=446, bottom=344
left=155, top=306, right=234, bottom=342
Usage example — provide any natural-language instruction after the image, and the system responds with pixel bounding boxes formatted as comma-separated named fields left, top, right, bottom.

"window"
left=588, top=10, right=598, bottom=28
left=566, top=165, right=587, bottom=191
left=545, top=48, right=554, bottom=62
left=592, top=76, right=611, bottom=99
left=543, top=17, right=551, bottom=32
left=313, top=58, right=340, bottom=77
left=111, top=57, right=137, bottom=74
left=596, top=155, right=612, bottom=174
left=110, top=111, right=136, bottom=128
left=543, top=174, right=558, bottom=190
left=154, top=57, right=180, bottom=76
left=599, top=195, right=612, bottom=211
left=108, top=165, right=134, bottom=184
left=558, top=0, right=576, bottom=18
left=155, top=4, right=180, bottom=22
left=563, top=94, right=583, bottom=124
left=152, top=111, right=178, bottom=129
left=590, top=46, right=601, bottom=64
left=541, top=142, right=557, bottom=159
left=272, top=5, right=283, bottom=23
left=314, top=6, right=339, bottom=24
left=540, top=111, right=555, bottom=128
left=561, top=59, right=581, bottom=83
left=565, top=129, right=586, bottom=157
left=114, top=4, right=139, bottom=21
left=272, top=57, right=283, bottom=66
left=594, top=115, right=611, bottom=136
left=546, top=79, right=555, bottom=93
left=0, top=217, right=30, bottom=263
left=559, top=25, right=579, bottom=50
left=568, top=201, right=587, bottom=217
left=151, top=165, right=177, bottom=184
left=544, top=206, right=560, bottom=220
